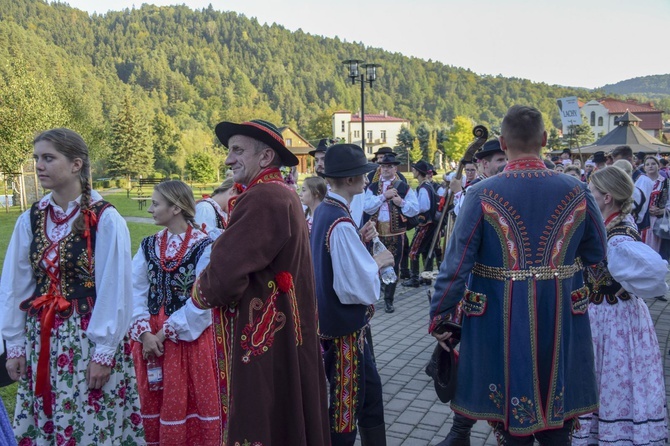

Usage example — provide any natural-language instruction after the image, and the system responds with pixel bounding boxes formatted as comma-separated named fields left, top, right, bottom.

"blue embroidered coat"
left=429, top=158, right=607, bottom=435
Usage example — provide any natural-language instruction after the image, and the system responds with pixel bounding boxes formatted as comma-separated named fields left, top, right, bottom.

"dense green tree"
left=443, top=116, right=475, bottom=162
left=0, top=60, right=69, bottom=174
left=152, top=112, right=182, bottom=176
left=546, top=128, right=563, bottom=151
left=108, top=96, right=154, bottom=182
left=408, top=138, right=423, bottom=163
left=394, top=126, right=414, bottom=164
left=185, top=151, right=218, bottom=182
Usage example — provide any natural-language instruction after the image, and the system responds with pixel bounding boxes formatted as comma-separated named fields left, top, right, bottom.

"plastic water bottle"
left=147, top=357, right=163, bottom=391
left=372, top=237, right=397, bottom=284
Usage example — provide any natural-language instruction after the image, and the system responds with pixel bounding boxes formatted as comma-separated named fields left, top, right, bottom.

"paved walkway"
left=360, top=281, right=670, bottom=445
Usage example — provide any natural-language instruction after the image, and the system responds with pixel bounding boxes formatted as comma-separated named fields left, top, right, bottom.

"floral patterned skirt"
left=13, top=313, right=145, bottom=445
left=0, top=398, right=13, bottom=445
left=131, top=311, right=220, bottom=445
left=573, top=297, right=668, bottom=445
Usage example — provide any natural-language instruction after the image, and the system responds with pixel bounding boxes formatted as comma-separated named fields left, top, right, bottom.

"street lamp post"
left=342, top=60, right=381, bottom=153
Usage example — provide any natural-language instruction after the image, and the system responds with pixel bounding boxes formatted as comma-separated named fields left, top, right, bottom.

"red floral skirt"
left=132, top=309, right=221, bottom=445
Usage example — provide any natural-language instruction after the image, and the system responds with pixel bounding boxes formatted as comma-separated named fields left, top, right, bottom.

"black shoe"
left=399, top=270, right=411, bottom=279
left=655, top=296, right=668, bottom=302
left=402, top=277, right=421, bottom=288
left=385, top=301, right=395, bottom=313
left=420, top=277, right=432, bottom=286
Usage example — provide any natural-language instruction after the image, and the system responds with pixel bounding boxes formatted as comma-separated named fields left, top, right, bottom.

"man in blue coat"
left=429, top=105, right=607, bottom=444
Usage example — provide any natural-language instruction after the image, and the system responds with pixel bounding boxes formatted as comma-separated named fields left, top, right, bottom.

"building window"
left=381, top=130, right=386, bottom=142
left=285, top=138, right=292, bottom=147
left=597, top=117, right=603, bottom=126
left=354, top=130, right=360, bottom=138
left=367, top=146, right=373, bottom=155
left=590, top=112, right=595, bottom=126
left=367, top=130, right=373, bottom=142
left=341, top=121, right=345, bottom=132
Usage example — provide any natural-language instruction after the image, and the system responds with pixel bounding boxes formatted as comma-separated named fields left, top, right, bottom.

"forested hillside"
left=0, top=0, right=662, bottom=177
left=601, top=74, right=670, bottom=97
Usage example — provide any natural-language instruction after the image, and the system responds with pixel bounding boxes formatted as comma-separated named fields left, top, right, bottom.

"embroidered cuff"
left=163, top=320, right=179, bottom=343
left=130, top=319, right=152, bottom=342
left=191, top=280, right=210, bottom=309
left=91, top=351, right=115, bottom=367
left=6, top=345, right=25, bottom=359
left=429, top=303, right=463, bottom=334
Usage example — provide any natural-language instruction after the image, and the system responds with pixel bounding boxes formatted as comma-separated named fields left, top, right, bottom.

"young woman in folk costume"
left=0, top=128, right=144, bottom=444
left=194, top=178, right=243, bottom=237
left=299, top=176, right=327, bottom=234
left=642, top=155, right=670, bottom=259
left=130, top=180, right=220, bottom=445
left=574, top=166, right=668, bottom=446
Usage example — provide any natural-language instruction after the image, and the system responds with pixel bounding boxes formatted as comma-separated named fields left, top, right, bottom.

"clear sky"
left=64, top=0, right=669, bottom=89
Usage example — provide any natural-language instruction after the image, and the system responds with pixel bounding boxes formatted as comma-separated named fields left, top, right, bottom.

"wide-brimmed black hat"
left=374, top=146, right=397, bottom=156
left=215, top=119, right=299, bottom=167
left=593, top=151, right=607, bottom=164
left=378, top=154, right=401, bottom=165
left=428, top=163, right=438, bottom=175
left=323, top=144, right=377, bottom=178
left=561, top=148, right=572, bottom=155
left=411, top=160, right=431, bottom=175
left=475, top=139, right=505, bottom=160
left=425, top=344, right=458, bottom=403
left=309, top=138, right=329, bottom=157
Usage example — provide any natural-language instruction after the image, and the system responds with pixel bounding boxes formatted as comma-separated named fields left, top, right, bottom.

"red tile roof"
left=350, top=113, right=409, bottom=123
left=599, top=98, right=659, bottom=113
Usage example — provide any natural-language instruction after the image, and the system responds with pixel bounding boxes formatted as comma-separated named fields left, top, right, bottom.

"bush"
left=116, top=178, right=129, bottom=189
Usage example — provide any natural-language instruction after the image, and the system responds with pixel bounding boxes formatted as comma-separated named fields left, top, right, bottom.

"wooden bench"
left=131, top=178, right=166, bottom=209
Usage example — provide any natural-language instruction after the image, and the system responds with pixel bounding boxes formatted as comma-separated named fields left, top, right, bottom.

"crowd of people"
left=0, top=105, right=667, bottom=446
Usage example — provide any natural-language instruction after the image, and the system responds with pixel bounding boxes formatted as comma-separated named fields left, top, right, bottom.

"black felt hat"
left=411, top=160, right=431, bottom=175
left=428, top=163, right=438, bottom=175
left=373, top=146, right=397, bottom=156
left=636, top=151, right=647, bottom=161
left=309, top=138, right=329, bottom=157
left=475, top=139, right=504, bottom=160
left=378, top=154, right=401, bottom=165
left=215, top=119, right=299, bottom=167
left=561, top=148, right=572, bottom=155
left=323, top=144, right=377, bottom=178
left=425, top=344, right=459, bottom=403
left=592, top=151, right=607, bottom=164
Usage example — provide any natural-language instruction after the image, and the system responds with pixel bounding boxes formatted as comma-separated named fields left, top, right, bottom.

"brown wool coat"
left=195, top=173, right=330, bottom=446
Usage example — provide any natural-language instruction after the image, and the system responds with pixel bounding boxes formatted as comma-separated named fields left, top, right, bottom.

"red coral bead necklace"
left=159, top=225, right=193, bottom=272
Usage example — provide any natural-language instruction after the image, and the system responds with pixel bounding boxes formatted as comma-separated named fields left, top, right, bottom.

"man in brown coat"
left=192, top=119, right=330, bottom=445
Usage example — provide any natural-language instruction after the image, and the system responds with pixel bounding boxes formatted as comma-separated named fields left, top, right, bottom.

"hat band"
left=242, top=121, right=284, bottom=145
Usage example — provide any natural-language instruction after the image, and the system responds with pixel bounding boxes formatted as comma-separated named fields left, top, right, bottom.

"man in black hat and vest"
left=312, top=143, right=393, bottom=446
left=363, top=154, right=419, bottom=312
left=368, top=147, right=408, bottom=184
left=402, top=160, right=438, bottom=287
left=191, top=119, right=330, bottom=445
left=450, top=139, right=507, bottom=217
left=309, top=138, right=329, bottom=175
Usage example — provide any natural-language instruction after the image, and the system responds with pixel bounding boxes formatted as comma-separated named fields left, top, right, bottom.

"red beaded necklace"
left=49, top=204, right=79, bottom=225
left=159, top=225, right=193, bottom=272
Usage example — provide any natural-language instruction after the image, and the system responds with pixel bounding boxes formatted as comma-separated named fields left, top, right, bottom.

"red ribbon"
left=31, top=290, right=71, bottom=418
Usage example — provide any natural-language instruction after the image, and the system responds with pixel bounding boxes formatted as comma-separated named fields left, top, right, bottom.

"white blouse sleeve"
left=330, top=222, right=380, bottom=305
left=163, top=244, right=213, bottom=342
left=195, top=201, right=217, bottom=233
left=129, top=244, right=152, bottom=342
left=87, top=208, right=134, bottom=364
left=0, top=211, right=34, bottom=357
left=401, top=188, right=420, bottom=217
left=607, top=235, right=669, bottom=299
left=417, top=188, right=431, bottom=213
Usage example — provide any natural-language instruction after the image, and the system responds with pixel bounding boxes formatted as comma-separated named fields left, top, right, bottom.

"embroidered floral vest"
left=20, top=200, right=112, bottom=318
left=584, top=221, right=640, bottom=305
left=141, top=235, right=212, bottom=316
left=367, top=179, right=411, bottom=233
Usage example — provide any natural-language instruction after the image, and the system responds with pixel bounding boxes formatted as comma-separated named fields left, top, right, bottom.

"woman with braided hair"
left=130, top=180, right=220, bottom=445
left=0, top=128, right=144, bottom=444
left=574, top=166, right=668, bottom=446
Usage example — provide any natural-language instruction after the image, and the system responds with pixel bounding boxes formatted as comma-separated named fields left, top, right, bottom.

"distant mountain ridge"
left=600, top=74, right=670, bottom=97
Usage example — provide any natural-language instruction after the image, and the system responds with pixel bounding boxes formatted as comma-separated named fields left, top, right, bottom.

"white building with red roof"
left=570, top=98, right=664, bottom=139
left=332, top=110, right=410, bottom=155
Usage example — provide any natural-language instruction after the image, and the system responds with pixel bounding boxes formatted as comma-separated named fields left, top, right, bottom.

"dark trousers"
left=400, top=234, right=410, bottom=276
left=322, top=330, right=385, bottom=446
left=379, top=233, right=404, bottom=304
left=491, top=420, right=575, bottom=446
